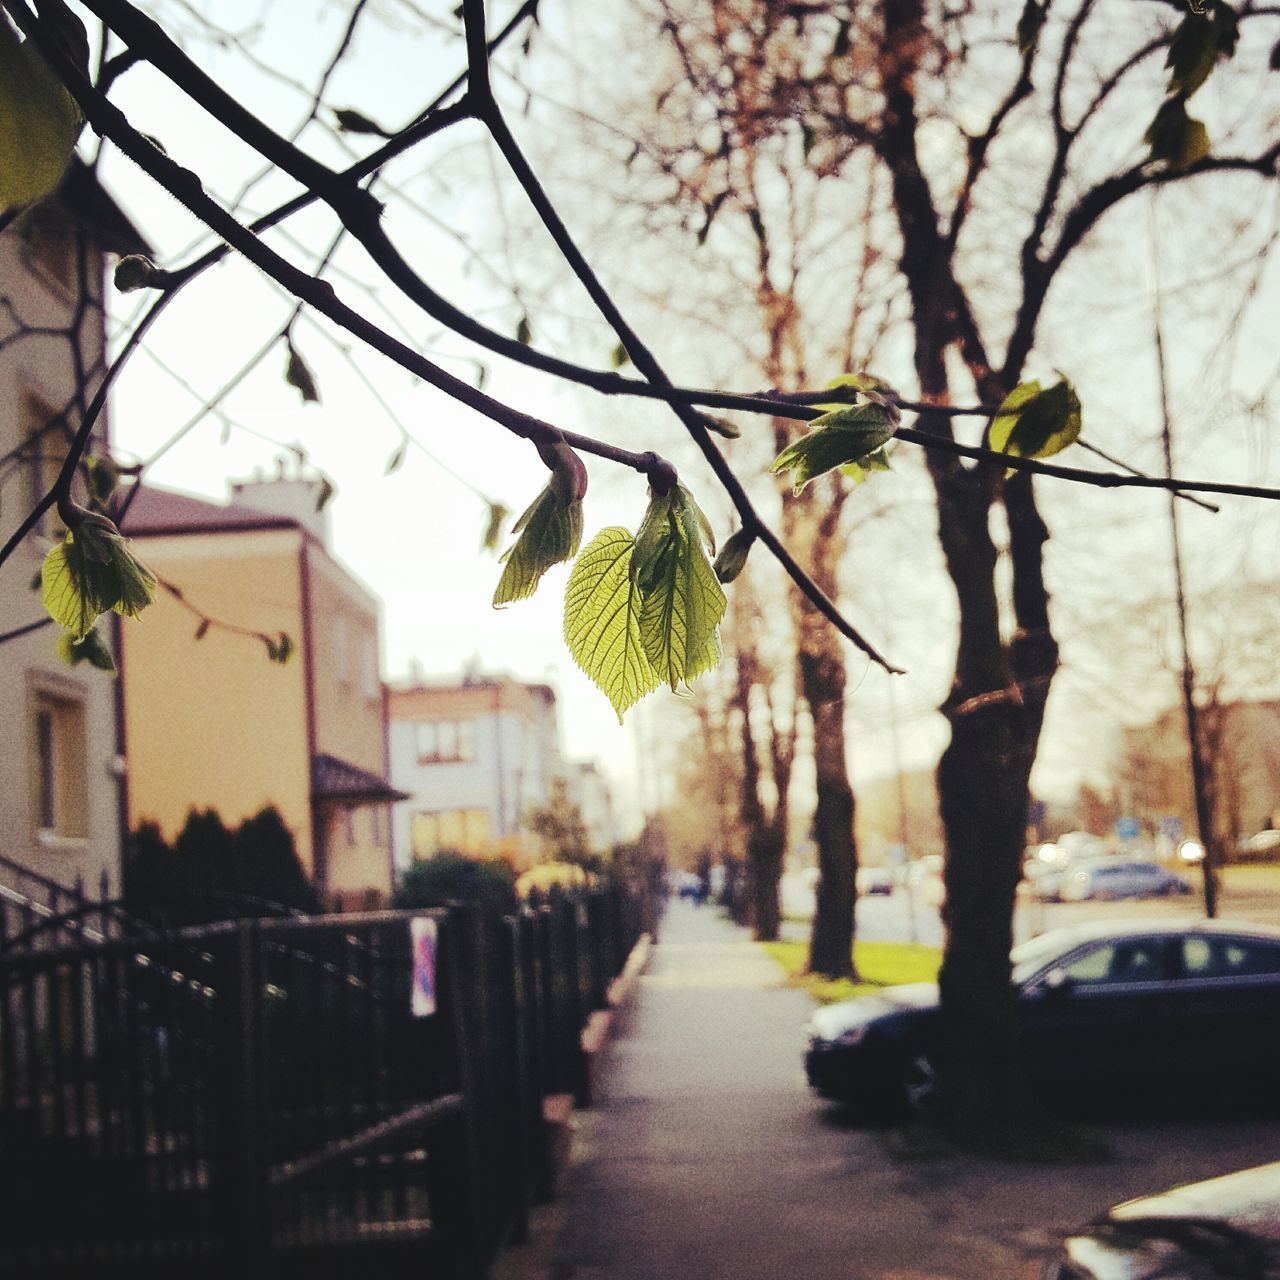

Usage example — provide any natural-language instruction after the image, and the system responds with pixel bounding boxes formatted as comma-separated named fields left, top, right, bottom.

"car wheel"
left=898, top=1051, right=939, bottom=1119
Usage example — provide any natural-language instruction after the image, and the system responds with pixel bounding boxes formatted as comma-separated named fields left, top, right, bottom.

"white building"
left=0, top=161, right=148, bottom=895
left=388, top=671, right=612, bottom=871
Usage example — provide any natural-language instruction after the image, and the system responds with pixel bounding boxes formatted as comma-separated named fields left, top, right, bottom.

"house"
left=388, top=671, right=575, bottom=870
left=0, top=160, right=149, bottom=895
left=118, top=472, right=405, bottom=909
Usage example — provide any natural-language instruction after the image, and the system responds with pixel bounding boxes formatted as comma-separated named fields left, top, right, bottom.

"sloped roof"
left=58, top=157, right=151, bottom=257
left=312, top=754, right=408, bottom=805
left=119, top=485, right=297, bottom=537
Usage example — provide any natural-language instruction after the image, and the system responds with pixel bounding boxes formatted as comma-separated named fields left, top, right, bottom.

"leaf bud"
left=713, top=527, right=755, bottom=583
left=114, top=254, right=172, bottom=293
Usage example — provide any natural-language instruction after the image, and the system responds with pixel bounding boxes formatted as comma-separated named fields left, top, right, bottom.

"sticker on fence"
left=410, top=916, right=438, bottom=1017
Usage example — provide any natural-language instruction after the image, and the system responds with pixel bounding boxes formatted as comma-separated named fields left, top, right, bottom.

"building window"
left=31, top=689, right=88, bottom=840
left=410, top=809, right=491, bottom=858
left=360, top=633, right=379, bottom=701
left=415, top=719, right=475, bottom=764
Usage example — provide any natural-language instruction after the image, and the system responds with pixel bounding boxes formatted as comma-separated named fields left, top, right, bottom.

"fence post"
left=218, top=919, right=271, bottom=1278
left=435, top=906, right=492, bottom=1278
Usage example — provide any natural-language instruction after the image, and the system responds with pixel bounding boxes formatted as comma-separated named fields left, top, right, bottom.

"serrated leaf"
left=493, top=483, right=583, bottom=605
left=56, top=624, right=116, bottom=674
left=768, top=403, right=898, bottom=494
left=481, top=501, right=509, bottom=553
left=1016, top=0, right=1045, bottom=55
left=42, top=519, right=157, bottom=639
left=284, top=340, right=320, bottom=403
left=0, top=20, right=83, bottom=209
left=988, top=377, right=1082, bottom=470
left=564, top=528, right=660, bottom=722
left=1145, top=96, right=1210, bottom=170
left=630, top=488, right=726, bottom=692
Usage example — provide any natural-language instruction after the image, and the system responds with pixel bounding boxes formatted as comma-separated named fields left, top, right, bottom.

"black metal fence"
left=0, top=880, right=651, bottom=1279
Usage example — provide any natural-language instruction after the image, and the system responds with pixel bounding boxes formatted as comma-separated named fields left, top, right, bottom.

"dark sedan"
left=804, top=919, right=1280, bottom=1118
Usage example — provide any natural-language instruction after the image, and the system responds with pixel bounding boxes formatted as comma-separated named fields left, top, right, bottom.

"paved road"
left=500, top=899, right=1280, bottom=1280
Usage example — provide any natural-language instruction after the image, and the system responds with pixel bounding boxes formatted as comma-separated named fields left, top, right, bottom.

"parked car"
left=856, top=866, right=894, bottom=896
left=804, top=919, right=1280, bottom=1118
left=1048, top=859, right=1192, bottom=903
left=1046, top=1161, right=1280, bottom=1279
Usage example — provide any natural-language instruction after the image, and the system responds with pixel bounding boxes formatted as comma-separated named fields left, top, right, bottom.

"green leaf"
left=0, top=19, right=82, bottom=209
left=839, top=445, right=893, bottom=485
left=493, top=482, right=584, bottom=605
left=1016, top=0, right=1045, bottom=55
left=85, top=455, right=119, bottom=507
left=610, top=342, right=630, bottom=369
left=42, top=518, right=157, bottom=639
left=563, top=527, right=660, bottom=722
left=631, top=487, right=726, bottom=692
left=284, top=339, right=320, bottom=403
left=768, top=403, right=898, bottom=494
left=481, top=501, right=509, bottom=553
left=1145, top=96, right=1210, bottom=170
left=818, top=372, right=902, bottom=416
left=713, top=527, right=754, bottom=584
left=988, top=376, right=1082, bottom=469
left=1167, top=16, right=1214, bottom=98
left=56, top=624, right=116, bottom=674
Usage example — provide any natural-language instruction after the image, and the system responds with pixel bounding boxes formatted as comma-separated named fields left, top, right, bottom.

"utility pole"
left=1153, top=262, right=1218, bottom=918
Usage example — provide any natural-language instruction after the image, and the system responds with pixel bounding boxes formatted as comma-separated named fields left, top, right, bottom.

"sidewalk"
left=499, top=900, right=1280, bottom=1280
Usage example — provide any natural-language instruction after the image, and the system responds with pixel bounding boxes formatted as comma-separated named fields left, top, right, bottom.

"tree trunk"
left=929, top=463, right=1059, bottom=1137
left=798, top=577, right=859, bottom=978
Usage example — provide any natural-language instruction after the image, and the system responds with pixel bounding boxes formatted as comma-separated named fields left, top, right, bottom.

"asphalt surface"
left=498, top=898, right=1280, bottom=1280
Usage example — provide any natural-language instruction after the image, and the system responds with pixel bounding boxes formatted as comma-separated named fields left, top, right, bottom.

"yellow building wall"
left=120, top=530, right=315, bottom=873
left=306, top=545, right=392, bottom=901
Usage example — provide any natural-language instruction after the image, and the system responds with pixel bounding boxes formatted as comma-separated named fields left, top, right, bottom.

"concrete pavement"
left=498, top=898, right=1280, bottom=1280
